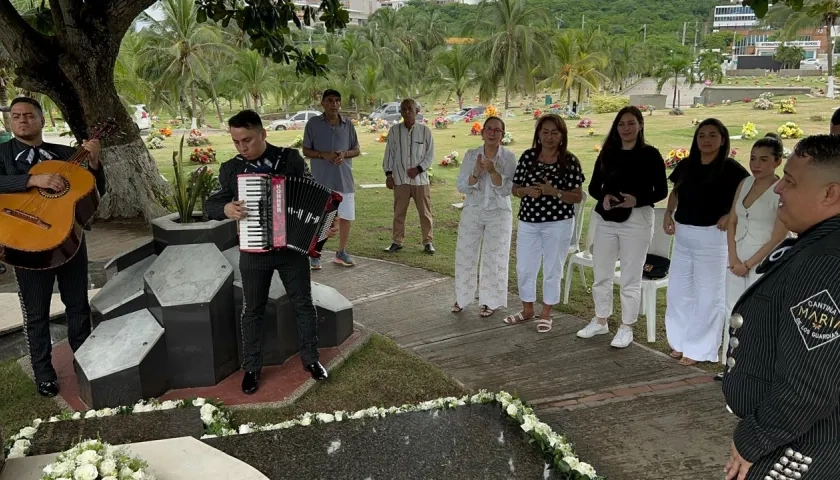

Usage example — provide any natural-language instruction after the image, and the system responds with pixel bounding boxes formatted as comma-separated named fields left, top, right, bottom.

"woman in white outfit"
left=577, top=106, right=668, bottom=348
left=452, top=116, right=518, bottom=317
left=663, top=118, right=749, bottom=366
left=504, top=114, right=585, bottom=333
left=725, top=133, right=788, bottom=315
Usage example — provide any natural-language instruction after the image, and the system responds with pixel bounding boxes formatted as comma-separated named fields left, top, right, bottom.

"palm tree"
left=764, top=0, right=840, bottom=97
left=655, top=56, right=694, bottom=109
left=538, top=30, right=608, bottom=106
left=430, top=45, right=477, bottom=109
left=470, top=0, right=551, bottom=110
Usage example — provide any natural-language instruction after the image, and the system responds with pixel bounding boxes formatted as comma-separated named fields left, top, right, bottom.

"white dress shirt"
left=382, top=122, right=435, bottom=186
left=456, top=145, right=517, bottom=211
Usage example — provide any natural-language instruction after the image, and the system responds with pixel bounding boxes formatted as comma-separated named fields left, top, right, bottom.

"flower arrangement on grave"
left=158, top=126, right=172, bottom=137
left=665, top=148, right=688, bottom=169
left=778, top=97, right=797, bottom=114
left=146, top=131, right=165, bottom=150
left=524, top=106, right=533, bottom=114
left=501, top=132, right=514, bottom=145
left=378, top=132, right=388, bottom=143
left=440, top=150, right=459, bottom=167
left=434, top=116, right=450, bottom=129
left=741, top=122, right=758, bottom=140
left=464, top=111, right=475, bottom=122
left=186, top=129, right=211, bottom=147
left=189, top=147, right=216, bottom=164
left=593, top=145, right=601, bottom=152
left=38, top=439, right=153, bottom=480
left=577, top=118, right=592, bottom=128
left=691, top=118, right=699, bottom=126
left=470, top=122, right=482, bottom=135
left=351, top=118, right=359, bottom=125
left=289, top=135, right=303, bottom=149
left=532, top=108, right=543, bottom=119
left=485, top=104, right=498, bottom=117
left=777, top=122, right=804, bottom=139
left=730, top=148, right=738, bottom=158
left=587, top=127, right=594, bottom=136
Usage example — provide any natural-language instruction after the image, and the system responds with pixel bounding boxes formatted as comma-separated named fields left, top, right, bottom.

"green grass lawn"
left=149, top=94, right=840, bottom=371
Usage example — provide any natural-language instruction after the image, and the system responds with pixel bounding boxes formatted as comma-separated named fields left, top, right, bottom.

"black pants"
left=15, top=239, right=91, bottom=383
left=240, top=249, right=318, bottom=371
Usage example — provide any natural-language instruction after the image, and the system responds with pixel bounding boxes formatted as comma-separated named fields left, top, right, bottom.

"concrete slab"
left=538, top=382, right=736, bottom=480
left=1, top=437, right=268, bottom=480
left=359, top=183, right=387, bottom=189
left=0, top=289, right=101, bottom=336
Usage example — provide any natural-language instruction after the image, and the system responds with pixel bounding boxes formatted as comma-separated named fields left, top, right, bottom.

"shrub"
left=591, top=95, right=629, bottom=114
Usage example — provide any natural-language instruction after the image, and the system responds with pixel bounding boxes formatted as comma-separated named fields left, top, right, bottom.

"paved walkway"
left=1, top=222, right=736, bottom=479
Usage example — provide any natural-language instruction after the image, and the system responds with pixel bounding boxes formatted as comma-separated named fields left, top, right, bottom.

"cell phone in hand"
left=609, top=194, right=624, bottom=207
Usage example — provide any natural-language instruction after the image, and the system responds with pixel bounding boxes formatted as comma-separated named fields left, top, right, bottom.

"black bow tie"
left=15, top=145, right=55, bottom=165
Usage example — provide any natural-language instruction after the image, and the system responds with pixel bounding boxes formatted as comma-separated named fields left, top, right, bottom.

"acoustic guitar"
left=0, top=120, right=120, bottom=270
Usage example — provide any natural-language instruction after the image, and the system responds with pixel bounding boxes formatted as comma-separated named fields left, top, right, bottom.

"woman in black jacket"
left=576, top=106, right=668, bottom=348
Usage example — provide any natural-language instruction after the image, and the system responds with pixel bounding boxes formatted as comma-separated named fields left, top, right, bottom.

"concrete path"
left=0, top=223, right=736, bottom=479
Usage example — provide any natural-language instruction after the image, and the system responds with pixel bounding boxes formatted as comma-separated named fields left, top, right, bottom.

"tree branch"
left=0, top=0, right=53, bottom=65
left=104, top=0, right=156, bottom=36
left=48, top=0, right=70, bottom=43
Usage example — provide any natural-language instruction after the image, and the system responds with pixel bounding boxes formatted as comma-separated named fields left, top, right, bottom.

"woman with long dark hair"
left=452, top=116, right=518, bottom=317
left=664, top=118, right=750, bottom=366
left=504, top=114, right=585, bottom=333
left=576, top=106, right=668, bottom=348
left=725, top=133, right=788, bottom=316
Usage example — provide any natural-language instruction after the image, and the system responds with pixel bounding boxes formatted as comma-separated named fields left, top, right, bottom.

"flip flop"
left=451, top=303, right=463, bottom=313
left=479, top=305, right=495, bottom=318
left=536, top=317, right=553, bottom=333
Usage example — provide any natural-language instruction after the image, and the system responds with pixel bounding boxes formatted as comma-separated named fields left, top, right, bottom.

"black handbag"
left=642, top=254, right=670, bottom=280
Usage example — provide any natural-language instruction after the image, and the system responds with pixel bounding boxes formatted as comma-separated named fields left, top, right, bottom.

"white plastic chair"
left=562, top=197, right=621, bottom=304
left=638, top=207, right=674, bottom=342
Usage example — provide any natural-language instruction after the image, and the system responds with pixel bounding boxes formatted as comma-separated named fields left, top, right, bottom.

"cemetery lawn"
left=152, top=95, right=840, bottom=371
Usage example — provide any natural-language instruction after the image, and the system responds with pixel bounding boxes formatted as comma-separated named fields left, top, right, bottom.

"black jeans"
left=14, top=239, right=91, bottom=383
left=239, top=249, right=319, bottom=371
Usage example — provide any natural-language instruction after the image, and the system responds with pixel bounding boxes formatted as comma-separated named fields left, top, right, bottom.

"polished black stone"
left=204, top=404, right=559, bottom=479
left=103, top=239, right=155, bottom=280
left=150, top=213, right=238, bottom=254
left=312, top=282, right=353, bottom=348
left=29, top=407, right=205, bottom=456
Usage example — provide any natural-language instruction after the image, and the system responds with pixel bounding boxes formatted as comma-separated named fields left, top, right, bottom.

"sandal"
left=679, top=357, right=697, bottom=366
left=669, top=351, right=683, bottom=359
left=451, top=303, right=463, bottom=313
left=536, top=317, right=553, bottom=333
left=479, top=305, right=495, bottom=318
left=503, top=312, right=533, bottom=325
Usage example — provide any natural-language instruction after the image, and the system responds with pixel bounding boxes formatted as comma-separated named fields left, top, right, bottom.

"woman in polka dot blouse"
left=504, top=114, right=585, bottom=332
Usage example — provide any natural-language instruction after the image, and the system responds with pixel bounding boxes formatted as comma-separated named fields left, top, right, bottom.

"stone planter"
left=151, top=212, right=237, bottom=254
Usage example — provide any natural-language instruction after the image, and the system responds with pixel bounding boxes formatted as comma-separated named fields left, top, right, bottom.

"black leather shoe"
left=242, top=371, right=259, bottom=394
left=424, top=243, right=435, bottom=255
left=384, top=243, right=403, bottom=253
left=305, top=362, right=328, bottom=381
left=37, top=381, right=59, bottom=397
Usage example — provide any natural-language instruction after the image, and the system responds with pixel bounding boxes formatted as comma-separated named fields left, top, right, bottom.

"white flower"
left=8, top=446, right=26, bottom=458
left=84, top=410, right=97, bottom=419
left=200, top=434, right=217, bottom=439
left=575, top=461, right=597, bottom=478
left=72, top=463, right=98, bottom=480
left=71, top=412, right=81, bottom=420
left=533, top=421, right=552, bottom=437
left=48, top=416, right=59, bottom=422
left=77, top=449, right=101, bottom=465
left=96, top=408, right=116, bottom=417
left=334, top=412, right=344, bottom=422
left=32, top=418, right=42, bottom=428
left=520, top=415, right=538, bottom=432
left=316, top=413, right=334, bottom=423
left=18, top=426, right=37, bottom=439
left=120, top=466, right=135, bottom=478
left=238, top=424, right=253, bottom=434
left=505, top=404, right=518, bottom=417
left=192, top=398, right=206, bottom=406
left=199, top=404, right=218, bottom=425
left=50, top=461, right=74, bottom=477
left=99, top=458, right=117, bottom=476
left=159, top=400, right=179, bottom=410
left=13, top=439, right=31, bottom=450
left=299, top=416, right=312, bottom=426
left=131, top=471, right=146, bottom=479
left=102, top=477, right=118, bottom=480
left=350, top=410, right=366, bottom=419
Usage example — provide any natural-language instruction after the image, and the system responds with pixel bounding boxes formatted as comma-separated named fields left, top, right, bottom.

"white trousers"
left=454, top=206, right=513, bottom=309
left=516, top=218, right=574, bottom=305
left=592, top=207, right=654, bottom=325
left=725, top=237, right=764, bottom=315
left=665, top=223, right=727, bottom=362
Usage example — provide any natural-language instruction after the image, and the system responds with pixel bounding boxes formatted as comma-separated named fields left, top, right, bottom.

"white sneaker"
left=610, top=326, right=634, bottom=348
left=577, top=318, right=609, bottom=338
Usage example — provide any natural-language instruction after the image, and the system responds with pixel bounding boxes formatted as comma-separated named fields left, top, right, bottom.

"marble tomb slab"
left=90, top=255, right=157, bottom=327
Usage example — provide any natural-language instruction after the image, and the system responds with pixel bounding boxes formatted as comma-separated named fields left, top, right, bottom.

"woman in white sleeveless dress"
left=725, top=133, right=789, bottom=315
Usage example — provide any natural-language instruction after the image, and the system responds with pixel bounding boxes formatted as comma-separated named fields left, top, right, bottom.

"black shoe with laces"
left=305, top=362, right=328, bottom=381
left=424, top=244, right=436, bottom=255
left=38, top=381, right=59, bottom=397
left=384, top=243, right=403, bottom=253
left=242, top=371, right=260, bottom=394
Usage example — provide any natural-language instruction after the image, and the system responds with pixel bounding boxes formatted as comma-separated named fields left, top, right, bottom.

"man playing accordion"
left=205, top=110, right=330, bottom=395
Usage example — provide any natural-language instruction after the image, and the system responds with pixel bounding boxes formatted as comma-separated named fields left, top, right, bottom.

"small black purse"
left=642, top=254, right=670, bottom=280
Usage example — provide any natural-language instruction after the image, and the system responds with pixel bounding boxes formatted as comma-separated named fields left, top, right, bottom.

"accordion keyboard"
left=237, top=175, right=270, bottom=250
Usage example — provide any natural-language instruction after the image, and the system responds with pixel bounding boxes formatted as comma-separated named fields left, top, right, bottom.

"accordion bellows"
left=237, top=174, right=342, bottom=257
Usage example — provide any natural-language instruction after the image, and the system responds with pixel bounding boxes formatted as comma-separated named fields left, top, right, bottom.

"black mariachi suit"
left=205, top=143, right=319, bottom=372
left=0, top=139, right=107, bottom=383
left=722, top=215, right=840, bottom=480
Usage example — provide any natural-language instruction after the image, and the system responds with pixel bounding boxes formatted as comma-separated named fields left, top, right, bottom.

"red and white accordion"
left=236, top=173, right=342, bottom=257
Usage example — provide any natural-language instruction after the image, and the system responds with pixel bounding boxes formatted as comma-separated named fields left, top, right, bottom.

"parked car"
left=131, top=104, right=151, bottom=131
left=368, top=102, right=424, bottom=123
left=446, top=106, right=485, bottom=123
left=268, top=110, right=322, bottom=131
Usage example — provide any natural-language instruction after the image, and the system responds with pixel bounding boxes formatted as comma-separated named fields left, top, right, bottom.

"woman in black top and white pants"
left=664, top=118, right=749, bottom=366
left=504, top=114, right=585, bottom=332
left=577, top=106, right=668, bottom=348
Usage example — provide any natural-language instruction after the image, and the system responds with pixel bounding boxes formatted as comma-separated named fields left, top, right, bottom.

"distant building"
left=295, top=0, right=378, bottom=26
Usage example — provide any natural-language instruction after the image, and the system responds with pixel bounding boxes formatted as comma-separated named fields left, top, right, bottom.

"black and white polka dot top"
left=512, top=148, right=585, bottom=224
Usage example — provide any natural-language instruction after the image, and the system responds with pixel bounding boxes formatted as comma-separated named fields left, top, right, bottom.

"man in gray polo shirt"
left=302, top=89, right=361, bottom=269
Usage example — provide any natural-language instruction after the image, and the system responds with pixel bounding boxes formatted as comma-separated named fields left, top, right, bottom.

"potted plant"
left=150, top=135, right=237, bottom=253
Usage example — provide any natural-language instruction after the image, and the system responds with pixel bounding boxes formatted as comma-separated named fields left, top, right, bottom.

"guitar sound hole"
left=38, top=177, right=70, bottom=199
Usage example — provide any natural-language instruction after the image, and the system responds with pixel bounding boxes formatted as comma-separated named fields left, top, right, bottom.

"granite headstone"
left=311, top=282, right=353, bottom=348
left=90, top=255, right=157, bottom=327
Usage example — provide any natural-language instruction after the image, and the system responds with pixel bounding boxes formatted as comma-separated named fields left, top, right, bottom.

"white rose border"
left=4, top=391, right=600, bottom=480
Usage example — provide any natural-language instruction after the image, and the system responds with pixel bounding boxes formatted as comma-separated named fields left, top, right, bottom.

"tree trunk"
left=672, top=77, right=678, bottom=108
left=0, top=77, right=9, bottom=129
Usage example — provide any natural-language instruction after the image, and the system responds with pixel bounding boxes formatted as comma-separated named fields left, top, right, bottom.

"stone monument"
left=76, top=215, right=355, bottom=409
